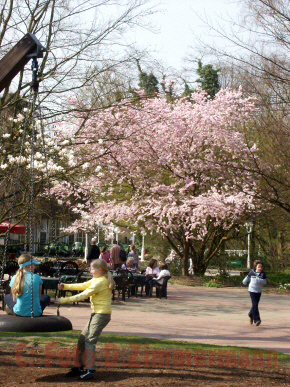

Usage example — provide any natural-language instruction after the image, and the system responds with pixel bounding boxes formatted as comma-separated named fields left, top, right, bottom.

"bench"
left=226, top=260, right=242, bottom=267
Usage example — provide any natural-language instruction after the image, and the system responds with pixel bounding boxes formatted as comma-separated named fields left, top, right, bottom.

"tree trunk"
left=192, top=253, right=206, bottom=275
left=277, top=230, right=282, bottom=263
left=182, top=241, right=189, bottom=276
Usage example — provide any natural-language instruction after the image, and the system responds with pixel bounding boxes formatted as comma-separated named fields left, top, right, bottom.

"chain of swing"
left=0, top=57, right=60, bottom=317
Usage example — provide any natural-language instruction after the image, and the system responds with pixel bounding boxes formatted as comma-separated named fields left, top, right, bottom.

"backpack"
left=119, top=249, right=127, bottom=262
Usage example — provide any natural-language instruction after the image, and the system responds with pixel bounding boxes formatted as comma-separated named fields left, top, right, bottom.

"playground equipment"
left=0, top=33, right=72, bottom=332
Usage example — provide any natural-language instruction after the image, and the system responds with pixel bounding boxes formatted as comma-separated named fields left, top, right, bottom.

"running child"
left=242, top=259, right=267, bottom=326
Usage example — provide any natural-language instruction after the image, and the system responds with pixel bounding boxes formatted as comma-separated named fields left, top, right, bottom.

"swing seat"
left=0, top=314, right=72, bottom=332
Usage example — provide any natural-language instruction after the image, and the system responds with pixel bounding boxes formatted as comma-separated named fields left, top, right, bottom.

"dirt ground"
left=0, top=343, right=289, bottom=386
left=1, top=276, right=289, bottom=386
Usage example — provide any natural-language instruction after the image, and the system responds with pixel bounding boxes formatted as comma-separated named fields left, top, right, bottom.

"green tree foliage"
left=136, top=60, right=159, bottom=96
left=199, top=0, right=290, bottom=269
left=196, top=60, right=220, bottom=98
left=182, top=82, right=195, bottom=99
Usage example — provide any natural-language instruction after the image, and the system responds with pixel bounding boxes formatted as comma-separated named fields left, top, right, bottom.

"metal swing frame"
left=0, top=34, right=65, bottom=322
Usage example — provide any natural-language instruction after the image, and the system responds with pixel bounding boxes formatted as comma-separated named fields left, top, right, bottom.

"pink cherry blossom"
left=54, top=88, right=265, bottom=274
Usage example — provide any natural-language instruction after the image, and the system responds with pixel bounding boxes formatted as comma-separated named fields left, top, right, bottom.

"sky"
left=131, top=0, right=241, bottom=70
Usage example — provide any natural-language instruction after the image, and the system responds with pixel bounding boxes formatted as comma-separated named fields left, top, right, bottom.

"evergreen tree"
left=136, top=60, right=159, bottom=96
left=196, top=60, right=220, bottom=98
left=159, top=75, right=176, bottom=103
left=181, top=81, right=194, bottom=99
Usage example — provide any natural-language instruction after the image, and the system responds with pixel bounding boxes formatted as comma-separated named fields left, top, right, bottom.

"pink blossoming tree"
left=54, top=88, right=264, bottom=274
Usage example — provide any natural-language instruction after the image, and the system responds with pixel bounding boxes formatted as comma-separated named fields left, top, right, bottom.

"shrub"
left=203, top=281, right=221, bottom=288
left=266, top=273, right=290, bottom=286
left=168, top=258, right=183, bottom=276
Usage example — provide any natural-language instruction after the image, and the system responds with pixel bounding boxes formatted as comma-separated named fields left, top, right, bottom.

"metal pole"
left=85, top=233, right=88, bottom=260
left=247, top=231, right=251, bottom=269
left=141, top=234, right=145, bottom=262
left=246, top=223, right=253, bottom=269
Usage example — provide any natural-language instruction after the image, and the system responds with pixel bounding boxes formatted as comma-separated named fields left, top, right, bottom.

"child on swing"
left=56, top=258, right=115, bottom=380
left=4, top=253, right=50, bottom=317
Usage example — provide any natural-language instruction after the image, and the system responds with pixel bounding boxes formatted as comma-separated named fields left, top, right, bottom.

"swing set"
left=0, top=33, right=72, bottom=332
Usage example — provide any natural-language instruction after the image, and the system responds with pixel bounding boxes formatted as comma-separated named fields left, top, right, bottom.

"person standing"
left=100, top=245, right=111, bottom=267
left=110, top=240, right=122, bottom=270
left=127, top=244, right=139, bottom=268
left=86, top=238, right=100, bottom=266
left=242, top=260, right=267, bottom=326
left=57, top=259, right=115, bottom=380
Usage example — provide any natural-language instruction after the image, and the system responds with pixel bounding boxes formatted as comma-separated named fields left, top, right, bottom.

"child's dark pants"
left=249, top=292, right=261, bottom=323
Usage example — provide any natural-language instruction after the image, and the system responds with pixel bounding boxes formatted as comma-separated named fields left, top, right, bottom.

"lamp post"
left=108, top=222, right=114, bottom=244
left=108, top=232, right=114, bottom=244
left=245, top=222, right=253, bottom=269
left=131, top=231, right=135, bottom=245
left=85, top=233, right=88, bottom=260
left=141, top=230, right=147, bottom=262
left=82, top=214, right=91, bottom=260
left=114, top=227, right=121, bottom=244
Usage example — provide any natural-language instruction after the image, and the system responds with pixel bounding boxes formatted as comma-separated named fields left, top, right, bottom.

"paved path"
left=50, top=285, right=290, bottom=354
left=1, top=284, right=289, bottom=354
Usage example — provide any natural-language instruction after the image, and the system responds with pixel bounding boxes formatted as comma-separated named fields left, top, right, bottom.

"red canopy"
left=0, top=221, right=26, bottom=234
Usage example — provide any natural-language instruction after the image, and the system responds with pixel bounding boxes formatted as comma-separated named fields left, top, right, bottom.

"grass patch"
left=0, top=331, right=289, bottom=363
left=170, top=272, right=290, bottom=290
left=211, top=273, right=290, bottom=288
left=0, top=331, right=80, bottom=345
left=203, top=281, right=222, bottom=288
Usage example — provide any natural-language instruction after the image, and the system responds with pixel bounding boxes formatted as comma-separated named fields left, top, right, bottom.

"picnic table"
left=111, top=271, right=146, bottom=300
left=111, top=271, right=145, bottom=283
left=41, top=271, right=146, bottom=301
left=41, top=273, right=90, bottom=295
left=41, top=276, right=71, bottom=296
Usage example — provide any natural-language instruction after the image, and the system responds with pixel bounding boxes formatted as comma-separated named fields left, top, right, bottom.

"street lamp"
left=85, top=233, right=89, bottom=260
left=82, top=214, right=91, bottom=260
left=141, top=230, right=147, bottom=262
left=245, top=222, right=253, bottom=269
left=108, top=222, right=114, bottom=244
left=108, top=232, right=114, bottom=244
left=131, top=231, right=136, bottom=245
left=114, top=227, right=121, bottom=244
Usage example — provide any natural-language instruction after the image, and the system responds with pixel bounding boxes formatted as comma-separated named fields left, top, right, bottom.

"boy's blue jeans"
left=249, top=291, right=261, bottom=323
